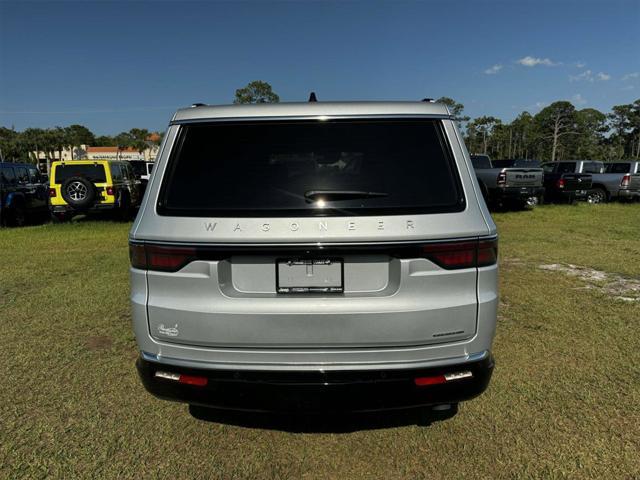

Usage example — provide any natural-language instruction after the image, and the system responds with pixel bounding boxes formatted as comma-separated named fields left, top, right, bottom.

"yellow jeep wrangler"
left=49, top=160, right=141, bottom=221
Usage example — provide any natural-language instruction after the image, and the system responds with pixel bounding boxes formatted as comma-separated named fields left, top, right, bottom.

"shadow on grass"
left=188, top=404, right=458, bottom=433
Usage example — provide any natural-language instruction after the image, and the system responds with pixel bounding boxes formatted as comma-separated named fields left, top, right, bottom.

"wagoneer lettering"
left=130, top=101, right=498, bottom=418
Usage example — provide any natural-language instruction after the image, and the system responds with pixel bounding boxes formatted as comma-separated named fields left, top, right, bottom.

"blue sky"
left=1, top=0, right=639, bottom=135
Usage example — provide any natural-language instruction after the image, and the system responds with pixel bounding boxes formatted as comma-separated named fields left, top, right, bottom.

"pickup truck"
left=540, top=160, right=640, bottom=203
left=538, top=161, right=593, bottom=203
left=471, top=155, right=545, bottom=209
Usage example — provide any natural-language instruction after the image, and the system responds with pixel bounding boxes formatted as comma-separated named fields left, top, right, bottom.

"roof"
left=87, top=146, right=139, bottom=153
left=171, top=101, right=452, bottom=123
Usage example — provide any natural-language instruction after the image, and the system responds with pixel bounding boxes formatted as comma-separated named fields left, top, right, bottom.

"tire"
left=115, top=191, right=132, bottom=221
left=61, top=176, right=97, bottom=209
left=587, top=188, right=607, bottom=204
left=8, top=206, right=27, bottom=227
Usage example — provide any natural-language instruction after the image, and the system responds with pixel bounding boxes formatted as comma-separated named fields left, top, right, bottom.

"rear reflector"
left=155, top=371, right=208, bottom=387
left=414, top=370, right=473, bottom=387
left=414, top=375, right=446, bottom=386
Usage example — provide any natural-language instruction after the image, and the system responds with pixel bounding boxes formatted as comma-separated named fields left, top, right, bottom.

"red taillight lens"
left=129, top=243, right=197, bottom=272
left=49, top=188, right=56, bottom=197
left=497, top=172, right=507, bottom=185
left=421, top=238, right=498, bottom=269
left=556, top=178, right=565, bottom=189
left=106, top=186, right=115, bottom=195
left=477, top=238, right=498, bottom=267
left=129, top=243, right=147, bottom=269
left=178, top=374, right=208, bottom=387
left=414, top=375, right=446, bottom=386
left=621, top=174, right=631, bottom=187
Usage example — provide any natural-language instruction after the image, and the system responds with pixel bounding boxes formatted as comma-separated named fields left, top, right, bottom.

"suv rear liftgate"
left=130, top=103, right=498, bottom=413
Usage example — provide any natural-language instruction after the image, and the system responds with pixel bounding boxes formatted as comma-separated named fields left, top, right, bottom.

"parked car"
left=127, top=160, right=155, bottom=197
left=130, top=101, right=498, bottom=418
left=604, top=161, right=640, bottom=202
left=471, top=154, right=545, bottom=209
left=49, top=160, right=141, bottom=221
left=540, top=160, right=640, bottom=203
left=0, top=161, right=50, bottom=226
left=539, top=161, right=593, bottom=203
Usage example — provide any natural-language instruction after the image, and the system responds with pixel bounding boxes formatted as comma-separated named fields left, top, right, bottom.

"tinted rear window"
left=53, top=164, right=107, bottom=184
left=492, top=159, right=541, bottom=168
left=471, top=155, right=492, bottom=169
left=604, top=163, right=631, bottom=174
left=159, top=119, right=464, bottom=217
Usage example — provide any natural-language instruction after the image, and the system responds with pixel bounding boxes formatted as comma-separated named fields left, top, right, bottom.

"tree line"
left=2, top=80, right=638, bottom=165
left=0, top=125, right=162, bottom=164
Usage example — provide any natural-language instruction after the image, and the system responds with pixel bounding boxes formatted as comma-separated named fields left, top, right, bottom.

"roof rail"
left=308, top=92, right=318, bottom=102
left=421, top=98, right=435, bottom=103
left=191, top=103, right=207, bottom=108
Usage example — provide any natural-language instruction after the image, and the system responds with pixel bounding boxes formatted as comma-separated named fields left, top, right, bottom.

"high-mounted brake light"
left=621, top=174, right=631, bottom=188
left=49, top=188, right=56, bottom=197
left=129, top=243, right=198, bottom=272
left=421, top=238, right=498, bottom=269
left=497, top=172, right=507, bottom=185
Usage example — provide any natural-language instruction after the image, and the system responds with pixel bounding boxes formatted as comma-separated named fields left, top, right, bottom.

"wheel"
left=8, top=206, right=27, bottom=227
left=61, top=176, right=97, bottom=210
left=115, top=192, right=132, bottom=221
left=523, top=196, right=539, bottom=209
left=587, top=188, right=607, bottom=204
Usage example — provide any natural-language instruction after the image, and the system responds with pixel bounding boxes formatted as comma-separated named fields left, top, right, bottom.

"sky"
left=1, top=0, right=639, bottom=135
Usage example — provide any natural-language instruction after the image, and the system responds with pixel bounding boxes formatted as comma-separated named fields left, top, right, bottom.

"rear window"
left=604, top=163, right=630, bottom=174
left=470, top=155, right=492, bottom=169
left=53, top=164, right=107, bottom=184
left=556, top=162, right=577, bottom=174
left=492, top=159, right=541, bottom=168
left=159, top=119, right=464, bottom=217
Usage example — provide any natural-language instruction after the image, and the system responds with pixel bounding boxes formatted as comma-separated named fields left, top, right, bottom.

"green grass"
left=1, top=204, right=639, bottom=479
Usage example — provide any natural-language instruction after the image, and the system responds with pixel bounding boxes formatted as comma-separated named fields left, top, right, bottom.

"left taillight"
left=420, top=238, right=498, bottom=269
left=49, top=188, right=56, bottom=197
left=621, top=174, right=631, bottom=188
left=129, top=243, right=197, bottom=272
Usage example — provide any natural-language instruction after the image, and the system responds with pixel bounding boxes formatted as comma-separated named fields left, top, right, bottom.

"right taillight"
left=621, top=174, right=631, bottom=188
left=556, top=178, right=566, bottom=189
left=129, top=243, right=197, bottom=272
left=497, top=172, right=507, bottom=186
left=421, top=238, right=498, bottom=269
left=49, top=188, right=56, bottom=197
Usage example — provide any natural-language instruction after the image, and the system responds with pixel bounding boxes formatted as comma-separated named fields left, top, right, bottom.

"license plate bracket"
left=276, top=258, right=344, bottom=294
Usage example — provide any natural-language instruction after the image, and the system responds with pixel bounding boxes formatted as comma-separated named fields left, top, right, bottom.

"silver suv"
left=130, top=101, right=498, bottom=417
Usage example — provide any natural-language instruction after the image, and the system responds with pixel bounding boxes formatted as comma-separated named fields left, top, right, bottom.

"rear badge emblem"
left=158, top=323, right=179, bottom=337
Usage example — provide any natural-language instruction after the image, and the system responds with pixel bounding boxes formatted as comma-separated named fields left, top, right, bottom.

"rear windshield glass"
left=129, top=161, right=147, bottom=177
left=470, top=155, right=492, bottom=169
left=159, top=119, right=464, bottom=217
left=492, top=159, right=541, bottom=168
left=53, top=164, right=107, bottom=184
left=604, top=163, right=630, bottom=174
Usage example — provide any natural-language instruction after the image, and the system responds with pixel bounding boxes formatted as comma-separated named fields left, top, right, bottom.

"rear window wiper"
left=304, top=190, right=389, bottom=202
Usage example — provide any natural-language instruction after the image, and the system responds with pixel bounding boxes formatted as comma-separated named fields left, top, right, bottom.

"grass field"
left=1, top=204, right=639, bottom=479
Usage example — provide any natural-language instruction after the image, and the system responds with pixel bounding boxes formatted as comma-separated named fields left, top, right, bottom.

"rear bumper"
left=51, top=203, right=117, bottom=214
left=493, top=186, right=545, bottom=201
left=136, top=354, right=494, bottom=413
left=617, top=189, right=640, bottom=199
